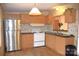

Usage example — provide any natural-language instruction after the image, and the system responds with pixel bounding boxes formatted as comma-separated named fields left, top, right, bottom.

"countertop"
left=46, top=32, right=74, bottom=38
left=21, top=31, right=74, bottom=38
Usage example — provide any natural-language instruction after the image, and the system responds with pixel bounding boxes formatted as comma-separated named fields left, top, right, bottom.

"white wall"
left=67, top=9, right=79, bottom=55
left=68, top=23, right=77, bottom=40
left=0, top=6, right=2, bottom=47
left=76, top=9, right=79, bottom=55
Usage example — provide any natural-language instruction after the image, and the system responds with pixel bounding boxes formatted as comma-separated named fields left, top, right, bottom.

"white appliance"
left=4, top=19, right=21, bottom=51
left=34, top=33, right=45, bottom=47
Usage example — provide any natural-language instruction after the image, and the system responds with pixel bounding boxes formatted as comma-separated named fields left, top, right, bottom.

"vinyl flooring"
left=5, top=47, right=62, bottom=56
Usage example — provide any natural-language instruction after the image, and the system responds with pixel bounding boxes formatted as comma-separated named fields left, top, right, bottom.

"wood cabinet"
left=64, top=8, right=76, bottom=23
left=21, top=34, right=34, bottom=50
left=55, top=36, right=65, bottom=55
left=4, top=13, right=21, bottom=20
left=46, top=33, right=75, bottom=56
left=47, top=15, right=60, bottom=31
left=21, top=14, right=47, bottom=24
left=52, top=17, right=60, bottom=31
left=48, top=15, right=68, bottom=31
left=46, top=34, right=65, bottom=55
left=65, top=37, right=74, bottom=45
left=47, top=15, right=53, bottom=24
left=46, top=34, right=56, bottom=50
left=21, top=14, right=30, bottom=23
left=4, top=13, right=48, bottom=24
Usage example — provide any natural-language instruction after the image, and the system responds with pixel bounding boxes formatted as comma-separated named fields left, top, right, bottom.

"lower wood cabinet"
left=55, top=36, right=65, bottom=55
left=46, top=33, right=74, bottom=56
left=46, top=34, right=56, bottom=50
left=21, top=33, right=33, bottom=50
left=65, top=37, right=74, bottom=45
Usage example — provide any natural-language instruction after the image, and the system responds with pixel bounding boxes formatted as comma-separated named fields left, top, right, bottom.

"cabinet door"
left=46, top=34, right=56, bottom=50
left=55, top=36, right=65, bottom=55
left=66, top=37, right=74, bottom=45
left=21, top=14, right=30, bottom=24
left=48, top=15, right=53, bottom=24
left=50, top=35, right=56, bottom=50
left=29, top=15, right=46, bottom=24
left=5, top=14, right=21, bottom=20
left=21, top=14, right=47, bottom=24
left=64, top=8, right=76, bottom=23
left=21, top=34, right=33, bottom=50
left=52, top=17, right=60, bottom=31
left=46, top=34, right=50, bottom=47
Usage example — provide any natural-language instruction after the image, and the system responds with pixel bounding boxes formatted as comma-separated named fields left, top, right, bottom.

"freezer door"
left=4, top=20, right=20, bottom=31
left=5, top=31, right=15, bottom=51
left=5, top=30, right=20, bottom=51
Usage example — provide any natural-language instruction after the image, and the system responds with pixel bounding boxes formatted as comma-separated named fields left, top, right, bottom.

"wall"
left=68, top=9, right=78, bottom=46
left=76, top=9, right=79, bottom=55
left=0, top=5, right=4, bottom=56
left=0, top=5, right=2, bottom=47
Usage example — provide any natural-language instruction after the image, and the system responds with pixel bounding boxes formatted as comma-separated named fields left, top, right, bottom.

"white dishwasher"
left=34, top=32, right=45, bottom=47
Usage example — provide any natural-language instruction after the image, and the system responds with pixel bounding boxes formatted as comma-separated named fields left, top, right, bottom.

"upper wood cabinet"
left=64, top=8, right=76, bottom=23
left=47, top=15, right=53, bottom=24
left=21, top=14, right=47, bottom=24
left=47, top=15, right=60, bottom=31
left=4, top=13, right=21, bottom=20
left=52, top=17, right=60, bottom=31
left=47, top=15, right=68, bottom=31
left=21, top=14, right=30, bottom=23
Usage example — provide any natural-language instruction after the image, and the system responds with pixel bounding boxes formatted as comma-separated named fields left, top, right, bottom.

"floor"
left=5, top=47, right=62, bottom=56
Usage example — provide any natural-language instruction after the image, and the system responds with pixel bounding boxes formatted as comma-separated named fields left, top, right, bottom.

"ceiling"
left=1, top=3, right=79, bottom=13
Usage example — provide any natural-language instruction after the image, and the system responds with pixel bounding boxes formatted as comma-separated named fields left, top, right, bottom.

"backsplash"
left=68, top=23, right=77, bottom=36
left=21, top=24, right=31, bottom=32
left=21, top=24, right=53, bottom=33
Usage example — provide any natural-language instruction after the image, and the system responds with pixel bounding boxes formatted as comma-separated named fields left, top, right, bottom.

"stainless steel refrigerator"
left=4, top=19, right=21, bottom=51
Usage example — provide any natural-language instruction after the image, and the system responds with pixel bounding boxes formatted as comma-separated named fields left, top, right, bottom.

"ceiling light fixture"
left=29, top=3, right=42, bottom=15
left=53, top=6, right=67, bottom=15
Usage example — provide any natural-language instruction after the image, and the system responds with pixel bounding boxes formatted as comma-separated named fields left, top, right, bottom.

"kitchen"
left=0, top=3, right=78, bottom=56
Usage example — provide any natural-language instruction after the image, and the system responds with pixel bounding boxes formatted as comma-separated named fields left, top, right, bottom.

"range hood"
left=30, top=24, right=45, bottom=26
